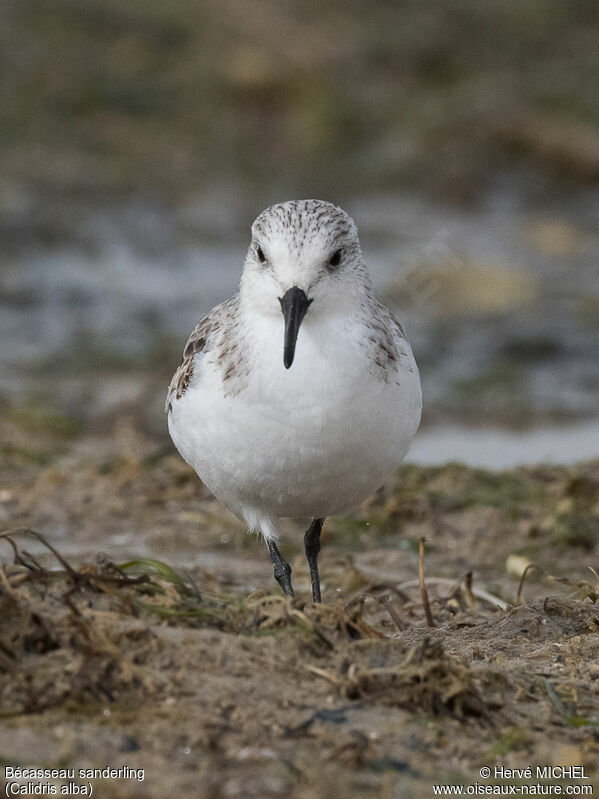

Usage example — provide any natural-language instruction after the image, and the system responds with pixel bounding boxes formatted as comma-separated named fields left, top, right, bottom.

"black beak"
left=278, top=286, right=313, bottom=369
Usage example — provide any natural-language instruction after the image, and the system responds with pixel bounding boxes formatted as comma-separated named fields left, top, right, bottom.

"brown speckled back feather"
left=165, top=295, right=243, bottom=413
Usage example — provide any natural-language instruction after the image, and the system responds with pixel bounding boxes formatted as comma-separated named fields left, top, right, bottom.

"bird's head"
left=240, top=199, right=371, bottom=368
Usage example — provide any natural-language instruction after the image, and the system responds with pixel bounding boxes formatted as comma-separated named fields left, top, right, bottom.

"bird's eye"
left=329, top=249, right=342, bottom=267
left=256, top=245, right=266, bottom=263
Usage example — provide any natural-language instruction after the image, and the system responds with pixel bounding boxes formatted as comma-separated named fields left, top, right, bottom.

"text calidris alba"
left=167, top=200, right=421, bottom=601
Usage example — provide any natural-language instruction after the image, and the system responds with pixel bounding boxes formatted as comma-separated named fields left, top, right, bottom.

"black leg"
left=304, top=518, right=325, bottom=603
left=268, top=540, right=294, bottom=597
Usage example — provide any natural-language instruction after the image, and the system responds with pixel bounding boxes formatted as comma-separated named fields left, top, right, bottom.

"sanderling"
left=166, top=199, right=421, bottom=601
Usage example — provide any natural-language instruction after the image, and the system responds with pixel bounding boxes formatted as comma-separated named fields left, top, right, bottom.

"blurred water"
left=2, top=177, right=599, bottom=456
left=408, top=419, right=599, bottom=468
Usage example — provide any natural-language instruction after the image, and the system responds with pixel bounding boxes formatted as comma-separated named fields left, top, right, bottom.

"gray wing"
left=366, top=299, right=407, bottom=381
left=165, top=314, right=213, bottom=413
left=165, top=294, right=241, bottom=413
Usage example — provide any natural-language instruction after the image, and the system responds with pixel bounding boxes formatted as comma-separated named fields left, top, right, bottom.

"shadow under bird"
left=166, top=199, right=421, bottom=602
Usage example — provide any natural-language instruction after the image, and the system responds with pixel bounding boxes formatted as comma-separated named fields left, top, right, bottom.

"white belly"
left=168, top=314, right=421, bottom=521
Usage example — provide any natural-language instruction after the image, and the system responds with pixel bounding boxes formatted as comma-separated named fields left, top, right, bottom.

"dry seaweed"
left=313, top=638, right=489, bottom=719
left=2, top=446, right=599, bottom=797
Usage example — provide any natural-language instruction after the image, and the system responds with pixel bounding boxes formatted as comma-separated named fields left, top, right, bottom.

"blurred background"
left=2, top=0, right=599, bottom=467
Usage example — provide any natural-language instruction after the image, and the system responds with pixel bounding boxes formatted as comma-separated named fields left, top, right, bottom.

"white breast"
left=168, top=311, right=421, bottom=521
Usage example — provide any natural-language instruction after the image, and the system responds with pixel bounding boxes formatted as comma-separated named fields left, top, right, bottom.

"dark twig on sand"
left=419, top=537, right=435, bottom=628
left=0, top=528, right=150, bottom=593
left=380, top=595, right=406, bottom=631
left=516, top=563, right=542, bottom=606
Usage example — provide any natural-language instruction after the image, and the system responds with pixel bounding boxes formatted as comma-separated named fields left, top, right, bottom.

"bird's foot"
left=268, top=540, right=294, bottom=597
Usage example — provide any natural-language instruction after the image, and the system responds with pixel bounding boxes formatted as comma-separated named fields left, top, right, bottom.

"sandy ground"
left=1, top=409, right=599, bottom=798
